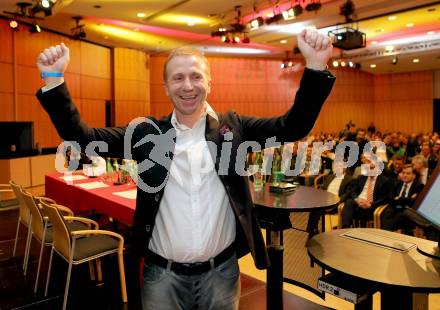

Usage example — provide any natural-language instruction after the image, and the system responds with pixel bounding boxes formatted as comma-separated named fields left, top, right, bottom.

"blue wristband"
left=41, top=71, right=64, bottom=79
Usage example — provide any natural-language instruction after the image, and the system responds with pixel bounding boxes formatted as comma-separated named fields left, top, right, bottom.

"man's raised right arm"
left=36, top=43, right=125, bottom=156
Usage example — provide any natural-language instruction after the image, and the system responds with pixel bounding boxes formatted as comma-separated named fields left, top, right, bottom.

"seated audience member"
left=432, top=139, right=440, bottom=159
left=386, top=134, right=405, bottom=160
left=381, top=164, right=424, bottom=232
left=383, top=154, right=405, bottom=188
left=341, top=159, right=392, bottom=228
left=307, top=162, right=355, bottom=237
left=420, top=142, right=438, bottom=174
left=411, top=155, right=429, bottom=185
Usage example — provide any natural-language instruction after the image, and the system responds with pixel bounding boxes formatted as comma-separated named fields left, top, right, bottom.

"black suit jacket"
left=37, top=68, right=335, bottom=270
left=347, top=174, right=392, bottom=209
left=391, top=180, right=424, bottom=208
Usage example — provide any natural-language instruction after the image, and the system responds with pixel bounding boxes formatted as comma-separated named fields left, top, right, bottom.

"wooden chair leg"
left=12, top=220, right=21, bottom=257
left=118, top=252, right=128, bottom=303
left=88, top=261, right=96, bottom=281
left=63, top=261, right=74, bottom=310
left=96, top=259, right=103, bottom=282
left=44, top=247, right=54, bottom=297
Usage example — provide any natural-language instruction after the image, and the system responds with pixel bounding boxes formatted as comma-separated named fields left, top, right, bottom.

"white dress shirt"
left=326, top=175, right=344, bottom=197
left=148, top=103, right=236, bottom=263
left=358, top=176, right=377, bottom=200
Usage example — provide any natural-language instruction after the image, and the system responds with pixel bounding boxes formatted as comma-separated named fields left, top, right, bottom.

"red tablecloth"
left=45, top=172, right=136, bottom=226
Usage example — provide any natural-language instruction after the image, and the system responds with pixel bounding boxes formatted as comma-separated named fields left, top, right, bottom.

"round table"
left=251, top=185, right=339, bottom=310
left=307, top=228, right=440, bottom=309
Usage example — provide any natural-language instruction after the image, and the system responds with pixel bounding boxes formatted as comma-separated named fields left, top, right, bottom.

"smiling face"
left=164, top=54, right=211, bottom=125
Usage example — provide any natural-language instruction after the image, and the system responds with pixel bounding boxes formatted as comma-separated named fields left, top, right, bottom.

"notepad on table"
left=112, top=190, right=137, bottom=200
left=60, top=175, right=88, bottom=181
left=75, top=181, right=109, bottom=190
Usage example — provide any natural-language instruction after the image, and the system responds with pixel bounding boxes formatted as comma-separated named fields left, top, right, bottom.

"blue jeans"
left=141, top=254, right=240, bottom=310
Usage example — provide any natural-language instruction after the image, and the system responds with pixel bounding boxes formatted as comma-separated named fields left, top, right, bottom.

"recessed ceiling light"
left=371, top=41, right=378, bottom=45
left=412, top=58, right=420, bottom=63
left=427, top=31, right=435, bottom=35
left=388, top=16, right=397, bottom=21
left=406, top=23, right=414, bottom=27
left=137, top=12, right=146, bottom=18
left=280, top=39, right=288, bottom=44
left=370, top=64, right=377, bottom=68
left=187, top=22, right=195, bottom=26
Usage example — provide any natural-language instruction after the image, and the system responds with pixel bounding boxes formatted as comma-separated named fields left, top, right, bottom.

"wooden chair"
left=9, top=181, right=32, bottom=272
left=20, top=190, right=93, bottom=293
left=337, top=202, right=387, bottom=229
left=41, top=201, right=127, bottom=310
left=0, top=183, right=18, bottom=211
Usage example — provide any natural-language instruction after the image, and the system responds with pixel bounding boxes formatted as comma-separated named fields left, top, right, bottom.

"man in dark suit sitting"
left=381, top=164, right=424, bottom=232
left=341, top=158, right=392, bottom=228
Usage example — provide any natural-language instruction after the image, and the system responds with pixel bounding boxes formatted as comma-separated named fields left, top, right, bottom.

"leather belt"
left=145, top=243, right=235, bottom=276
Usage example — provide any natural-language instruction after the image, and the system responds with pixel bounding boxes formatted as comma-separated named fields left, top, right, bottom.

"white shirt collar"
left=171, top=102, right=218, bottom=131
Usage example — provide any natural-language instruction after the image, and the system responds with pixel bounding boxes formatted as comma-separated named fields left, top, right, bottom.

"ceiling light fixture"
left=427, top=31, right=435, bottom=35
left=388, top=16, right=397, bottom=21
left=412, top=58, right=420, bottom=63
left=9, top=19, right=19, bottom=30
left=370, top=64, right=376, bottom=68
left=212, top=5, right=250, bottom=44
left=406, top=23, right=414, bottom=27
left=249, top=17, right=264, bottom=30
left=280, top=39, right=287, bottom=44
left=29, top=21, right=42, bottom=33
left=137, top=12, right=146, bottom=18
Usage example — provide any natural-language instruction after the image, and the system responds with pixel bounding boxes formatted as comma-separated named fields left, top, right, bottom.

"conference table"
left=45, top=172, right=136, bottom=226
left=307, top=228, right=440, bottom=310
left=46, top=172, right=339, bottom=310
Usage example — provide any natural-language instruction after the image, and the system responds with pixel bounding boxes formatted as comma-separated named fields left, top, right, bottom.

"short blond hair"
left=163, top=47, right=211, bottom=81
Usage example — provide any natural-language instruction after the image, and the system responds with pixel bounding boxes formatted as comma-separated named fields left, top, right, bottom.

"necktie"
left=366, top=177, right=374, bottom=204
left=400, top=184, right=408, bottom=198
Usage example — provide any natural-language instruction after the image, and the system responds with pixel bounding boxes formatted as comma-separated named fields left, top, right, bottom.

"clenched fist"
left=36, top=43, right=70, bottom=87
left=297, top=29, right=333, bottom=71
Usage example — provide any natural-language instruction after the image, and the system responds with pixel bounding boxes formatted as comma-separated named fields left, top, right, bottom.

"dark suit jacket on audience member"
left=390, top=180, right=424, bottom=208
left=346, top=174, right=392, bottom=209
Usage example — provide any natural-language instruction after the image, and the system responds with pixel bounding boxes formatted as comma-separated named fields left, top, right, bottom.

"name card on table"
left=75, top=181, right=109, bottom=190
left=112, top=190, right=137, bottom=200
left=60, top=175, right=88, bottom=181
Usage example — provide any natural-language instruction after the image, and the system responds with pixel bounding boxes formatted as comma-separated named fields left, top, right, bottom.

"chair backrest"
left=9, top=181, right=31, bottom=225
left=40, top=200, right=71, bottom=259
left=21, top=190, right=46, bottom=242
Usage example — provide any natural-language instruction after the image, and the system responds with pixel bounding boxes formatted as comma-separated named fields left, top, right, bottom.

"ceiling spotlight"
left=392, top=56, right=398, bottom=65
left=412, top=58, right=420, bottom=63
left=406, top=23, right=414, bottom=27
left=41, top=0, right=50, bottom=8
left=340, top=61, right=346, bottom=67
left=242, top=36, right=250, bottom=44
left=249, top=17, right=264, bottom=30
left=265, top=13, right=283, bottom=25
left=306, top=0, right=322, bottom=12
left=29, top=22, right=42, bottom=33
left=332, top=60, right=339, bottom=67
left=388, top=16, right=397, bottom=21
left=370, top=64, right=377, bottom=68
left=137, top=12, right=146, bottom=18
left=233, top=35, right=241, bottom=43
left=427, top=31, right=435, bottom=35
left=9, top=19, right=19, bottom=30
left=348, top=61, right=354, bottom=68
left=280, top=39, right=287, bottom=44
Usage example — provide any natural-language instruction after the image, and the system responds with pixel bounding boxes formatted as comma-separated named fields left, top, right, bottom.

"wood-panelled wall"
left=150, top=55, right=434, bottom=134
left=114, top=48, right=150, bottom=126
left=373, top=72, right=433, bottom=133
left=0, top=20, right=111, bottom=148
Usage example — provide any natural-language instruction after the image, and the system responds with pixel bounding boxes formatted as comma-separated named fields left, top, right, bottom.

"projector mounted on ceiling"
left=329, top=27, right=366, bottom=50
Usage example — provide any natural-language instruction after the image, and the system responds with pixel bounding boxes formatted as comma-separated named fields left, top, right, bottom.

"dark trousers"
left=341, top=198, right=375, bottom=228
